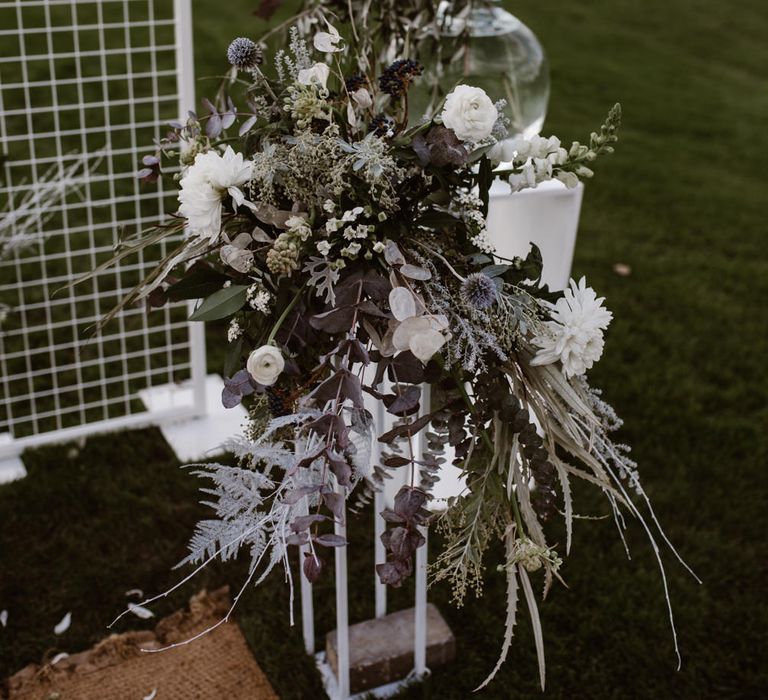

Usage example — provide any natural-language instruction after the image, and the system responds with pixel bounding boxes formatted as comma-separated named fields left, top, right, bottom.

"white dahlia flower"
left=178, top=146, right=253, bottom=242
left=531, top=277, right=613, bottom=378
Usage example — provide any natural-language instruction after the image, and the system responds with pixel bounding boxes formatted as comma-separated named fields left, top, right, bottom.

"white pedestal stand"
left=487, top=178, right=584, bottom=292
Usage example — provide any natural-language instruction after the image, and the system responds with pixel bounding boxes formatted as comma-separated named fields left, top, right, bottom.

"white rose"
left=441, top=85, right=498, bottom=143
left=298, top=62, right=330, bottom=91
left=246, top=345, right=285, bottom=386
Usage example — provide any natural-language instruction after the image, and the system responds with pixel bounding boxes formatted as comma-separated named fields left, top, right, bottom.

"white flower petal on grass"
left=531, top=277, right=613, bottom=378
left=124, top=589, right=143, bottom=598
left=143, top=689, right=158, bottom=700
left=127, top=603, right=155, bottom=620
left=54, top=612, right=71, bottom=635
left=0, top=609, right=7, bottom=627
left=389, top=287, right=417, bottom=321
left=51, top=652, right=69, bottom=665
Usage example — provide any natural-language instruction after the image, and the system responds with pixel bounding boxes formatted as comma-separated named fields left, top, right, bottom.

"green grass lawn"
left=1, top=0, right=767, bottom=698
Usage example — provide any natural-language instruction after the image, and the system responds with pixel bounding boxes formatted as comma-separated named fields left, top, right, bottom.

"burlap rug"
left=4, top=587, right=279, bottom=700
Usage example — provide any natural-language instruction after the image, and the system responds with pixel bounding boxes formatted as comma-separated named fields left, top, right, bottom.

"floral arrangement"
left=92, top=18, right=696, bottom=691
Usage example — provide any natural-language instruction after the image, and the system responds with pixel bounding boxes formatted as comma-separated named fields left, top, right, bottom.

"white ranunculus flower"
left=178, top=146, right=253, bottom=241
left=441, top=85, right=498, bottom=143
left=314, top=20, right=343, bottom=53
left=531, top=277, right=613, bottom=378
left=246, top=345, right=285, bottom=386
left=297, top=62, right=330, bottom=90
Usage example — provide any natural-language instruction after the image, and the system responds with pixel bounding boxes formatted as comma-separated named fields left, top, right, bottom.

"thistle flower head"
left=227, top=37, right=262, bottom=70
left=461, top=272, right=497, bottom=310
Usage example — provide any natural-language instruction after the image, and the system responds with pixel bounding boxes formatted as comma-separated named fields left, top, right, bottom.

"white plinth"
left=0, top=435, right=26, bottom=483
left=487, top=178, right=584, bottom=292
left=138, top=374, right=248, bottom=462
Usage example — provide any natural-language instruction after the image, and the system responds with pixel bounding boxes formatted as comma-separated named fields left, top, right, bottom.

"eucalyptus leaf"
left=188, top=285, right=248, bottom=322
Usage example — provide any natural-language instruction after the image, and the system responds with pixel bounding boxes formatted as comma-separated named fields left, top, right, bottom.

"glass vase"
left=414, top=1, right=550, bottom=139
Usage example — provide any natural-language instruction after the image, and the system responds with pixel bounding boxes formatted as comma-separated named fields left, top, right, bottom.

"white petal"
left=128, top=603, right=155, bottom=620
left=143, top=689, right=158, bottom=700
left=228, top=186, right=245, bottom=208
left=124, top=589, right=143, bottom=598
left=51, top=652, right=70, bottom=665
left=409, top=329, right=446, bottom=362
left=346, top=102, right=357, bottom=128
left=389, top=287, right=417, bottom=321
left=392, top=317, right=431, bottom=352
left=54, top=612, right=71, bottom=635
left=0, top=610, right=7, bottom=627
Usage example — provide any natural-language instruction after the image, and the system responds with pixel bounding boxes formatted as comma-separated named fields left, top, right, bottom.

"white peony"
left=297, top=62, right=330, bottom=91
left=246, top=345, right=285, bottom=386
left=441, top=85, right=498, bottom=143
left=531, top=277, right=613, bottom=378
left=178, top=146, right=253, bottom=241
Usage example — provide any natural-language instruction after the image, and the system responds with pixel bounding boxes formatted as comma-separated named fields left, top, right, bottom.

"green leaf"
left=166, top=267, right=230, bottom=300
left=481, top=264, right=510, bottom=278
left=188, top=285, right=248, bottom=322
left=519, top=244, right=544, bottom=282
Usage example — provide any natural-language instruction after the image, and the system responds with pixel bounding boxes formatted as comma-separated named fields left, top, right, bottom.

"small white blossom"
left=343, top=223, right=370, bottom=240
left=531, top=277, right=613, bottom=378
left=323, top=199, right=336, bottom=213
left=372, top=241, right=385, bottom=253
left=227, top=319, right=243, bottom=343
left=316, top=240, right=332, bottom=256
left=470, top=229, right=495, bottom=254
left=247, top=284, right=272, bottom=314
left=341, top=242, right=362, bottom=257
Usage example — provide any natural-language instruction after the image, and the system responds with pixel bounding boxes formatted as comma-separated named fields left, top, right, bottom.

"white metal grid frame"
left=0, top=0, right=205, bottom=461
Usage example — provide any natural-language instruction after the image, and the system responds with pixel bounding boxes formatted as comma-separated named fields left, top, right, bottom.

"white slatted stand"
left=0, top=0, right=245, bottom=482
left=303, top=381, right=437, bottom=700
left=303, top=178, right=585, bottom=698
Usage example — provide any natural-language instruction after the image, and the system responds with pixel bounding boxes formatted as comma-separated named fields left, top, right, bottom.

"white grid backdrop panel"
left=0, top=0, right=202, bottom=452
